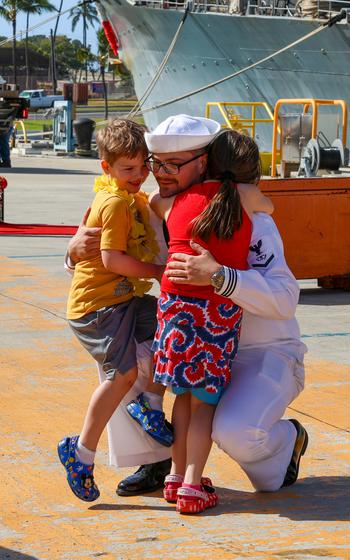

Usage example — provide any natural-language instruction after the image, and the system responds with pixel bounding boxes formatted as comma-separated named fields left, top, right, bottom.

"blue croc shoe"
left=126, top=393, right=174, bottom=447
left=57, top=435, right=100, bottom=502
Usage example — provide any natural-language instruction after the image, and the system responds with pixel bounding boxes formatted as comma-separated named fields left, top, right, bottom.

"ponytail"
left=192, top=130, right=261, bottom=241
left=191, top=175, right=243, bottom=242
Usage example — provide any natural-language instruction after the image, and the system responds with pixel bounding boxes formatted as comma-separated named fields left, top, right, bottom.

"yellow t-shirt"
left=67, top=190, right=135, bottom=320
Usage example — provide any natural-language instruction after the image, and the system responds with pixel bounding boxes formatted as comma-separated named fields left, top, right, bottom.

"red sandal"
left=176, top=481, right=218, bottom=514
left=163, top=474, right=183, bottom=503
left=164, top=475, right=216, bottom=504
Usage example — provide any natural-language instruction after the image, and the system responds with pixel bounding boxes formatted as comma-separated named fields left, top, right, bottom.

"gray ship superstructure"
left=99, top=0, right=350, bottom=147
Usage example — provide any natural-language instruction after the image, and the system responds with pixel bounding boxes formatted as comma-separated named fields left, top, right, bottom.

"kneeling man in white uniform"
left=67, top=115, right=308, bottom=495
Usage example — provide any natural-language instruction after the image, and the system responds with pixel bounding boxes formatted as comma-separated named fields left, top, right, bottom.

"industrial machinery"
left=0, top=84, right=29, bottom=125
left=206, top=97, right=350, bottom=289
left=52, top=100, right=75, bottom=152
left=0, top=83, right=29, bottom=149
left=298, top=138, right=348, bottom=177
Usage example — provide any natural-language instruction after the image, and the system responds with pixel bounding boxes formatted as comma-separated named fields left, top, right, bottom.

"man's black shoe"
left=0, top=161, right=11, bottom=168
left=116, top=458, right=171, bottom=496
left=282, top=419, right=309, bottom=487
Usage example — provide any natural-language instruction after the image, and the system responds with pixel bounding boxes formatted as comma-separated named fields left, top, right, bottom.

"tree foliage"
left=97, top=26, right=109, bottom=59
left=69, top=2, right=99, bottom=81
left=21, top=0, right=55, bottom=87
left=14, top=34, right=95, bottom=78
left=0, top=0, right=28, bottom=82
left=21, top=0, right=55, bottom=18
left=0, top=0, right=26, bottom=25
left=69, top=2, right=99, bottom=48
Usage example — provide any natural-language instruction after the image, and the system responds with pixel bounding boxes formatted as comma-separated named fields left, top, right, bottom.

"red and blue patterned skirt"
left=152, top=292, right=242, bottom=395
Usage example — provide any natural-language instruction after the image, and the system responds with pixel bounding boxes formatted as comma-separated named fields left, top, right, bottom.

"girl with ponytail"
left=192, top=129, right=268, bottom=241
left=149, top=129, right=273, bottom=515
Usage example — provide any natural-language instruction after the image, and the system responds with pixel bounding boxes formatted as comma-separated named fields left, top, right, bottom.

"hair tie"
left=221, top=171, right=236, bottom=182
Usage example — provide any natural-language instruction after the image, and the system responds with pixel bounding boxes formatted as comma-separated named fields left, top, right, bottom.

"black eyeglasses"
left=144, top=152, right=205, bottom=175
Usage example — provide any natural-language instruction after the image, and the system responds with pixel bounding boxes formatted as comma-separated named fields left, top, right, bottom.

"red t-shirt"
left=161, top=180, right=252, bottom=301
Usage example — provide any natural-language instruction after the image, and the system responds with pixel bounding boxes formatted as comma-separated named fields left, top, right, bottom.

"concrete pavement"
left=0, top=155, right=349, bottom=560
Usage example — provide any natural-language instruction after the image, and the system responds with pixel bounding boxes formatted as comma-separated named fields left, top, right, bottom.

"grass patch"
left=87, top=98, right=137, bottom=107
left=16, top=119, right=51, bottom=131
left=17, top=117, right=108, bottom=132
left=16, top=114, right=144, bottom=134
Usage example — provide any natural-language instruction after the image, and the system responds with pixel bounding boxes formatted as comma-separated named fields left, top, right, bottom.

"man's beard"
left=158, top=179, right=182, bottom=198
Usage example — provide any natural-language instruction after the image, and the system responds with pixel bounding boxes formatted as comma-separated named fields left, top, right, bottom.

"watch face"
left=211, top=268, right=225, bottom=290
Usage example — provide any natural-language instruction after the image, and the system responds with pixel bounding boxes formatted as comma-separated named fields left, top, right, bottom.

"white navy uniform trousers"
left=67, top=211, right=306, bottom=491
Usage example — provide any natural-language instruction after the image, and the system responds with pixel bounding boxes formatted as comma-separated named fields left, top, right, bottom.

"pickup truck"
left=19, top=89, right=64, bottom=111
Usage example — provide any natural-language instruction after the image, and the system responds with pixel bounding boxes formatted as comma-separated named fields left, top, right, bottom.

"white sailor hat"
left=145, top=114, right=221, bottom=153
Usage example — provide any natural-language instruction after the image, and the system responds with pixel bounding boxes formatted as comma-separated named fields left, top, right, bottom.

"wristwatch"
left=210, top=266, right=225, bottom=292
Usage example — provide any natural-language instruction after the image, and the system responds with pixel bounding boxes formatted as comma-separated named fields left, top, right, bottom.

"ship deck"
left=0, top=156, right=349, bottom=560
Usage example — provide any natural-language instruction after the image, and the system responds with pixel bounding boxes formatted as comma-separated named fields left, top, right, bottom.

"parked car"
left=19, top=89, right=64, bottom=111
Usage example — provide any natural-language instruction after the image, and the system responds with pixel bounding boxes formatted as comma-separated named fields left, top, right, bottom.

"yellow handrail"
left=271, top=98, right=348, bottom=177
left=12, top=120, right=28, bottom=146
left=206, top=101, right=276, bottom=139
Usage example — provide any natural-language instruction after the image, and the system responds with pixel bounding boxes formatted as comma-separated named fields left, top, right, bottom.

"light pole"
left=99, top=55, right=108, bottom=120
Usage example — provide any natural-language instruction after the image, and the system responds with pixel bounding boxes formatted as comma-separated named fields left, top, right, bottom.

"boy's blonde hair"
left=96, top=118, right=148, bottom=164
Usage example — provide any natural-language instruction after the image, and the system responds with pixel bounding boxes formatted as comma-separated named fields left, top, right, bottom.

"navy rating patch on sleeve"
left=249, top=239, right=275, bottom=268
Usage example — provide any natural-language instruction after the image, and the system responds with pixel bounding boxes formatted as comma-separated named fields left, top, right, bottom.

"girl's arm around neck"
left=238, top=183, right=274, bottom=218
left=149, top=190, right=175, bottom=220
left=102, top=250, right=164, bottom=282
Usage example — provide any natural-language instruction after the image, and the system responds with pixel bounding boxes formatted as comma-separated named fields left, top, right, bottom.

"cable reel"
left=298, top=137, right=347, bottom=177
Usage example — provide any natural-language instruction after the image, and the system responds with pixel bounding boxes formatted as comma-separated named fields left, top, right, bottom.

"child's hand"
left=149, top=191, right=174, bottom=220
left=238, top=184, right=274, bottom=217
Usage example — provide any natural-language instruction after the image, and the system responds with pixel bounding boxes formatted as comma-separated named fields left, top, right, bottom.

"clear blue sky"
left=1, top=0, right=99, bottom=53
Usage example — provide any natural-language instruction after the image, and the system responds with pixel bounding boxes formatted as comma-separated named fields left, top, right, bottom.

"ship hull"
left=101, top=0, right=350, bottom=147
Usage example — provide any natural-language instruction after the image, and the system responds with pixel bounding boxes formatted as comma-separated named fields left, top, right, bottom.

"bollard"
left=73, top=118, right=96, bottom=157
left=0, top=175, right=8, bottom=222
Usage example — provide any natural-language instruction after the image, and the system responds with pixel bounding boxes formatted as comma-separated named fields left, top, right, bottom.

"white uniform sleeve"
left=217, top=213, right=299, bottom=320
left=64, top=251, right=75, bottom=276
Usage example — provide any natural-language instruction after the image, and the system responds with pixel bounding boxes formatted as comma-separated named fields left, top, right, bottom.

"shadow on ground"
left=4, top=167, right=97, bottom=176
left=299, top=288, right=350, bottom=306
left=90, top=476, right=350, bottom=521
left=214, top=476, right=350, bottom=521
left=0, top=548, right=40, bottom=560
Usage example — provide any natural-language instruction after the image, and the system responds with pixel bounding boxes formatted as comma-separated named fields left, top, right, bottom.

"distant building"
left=0, top=47, right=50, bottom=90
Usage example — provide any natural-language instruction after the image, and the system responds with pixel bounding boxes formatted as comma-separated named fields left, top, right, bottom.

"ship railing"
left=134, top=0, right=349, bottom=18
left=292, top=0, right=350, bottom=19
left=246, top=0, right=296, bottom=16
left=192, top=0, right=230, bottom=12
left=133, top=0, right=292, bottom=14
left=133, top=0, right=232, bottom=12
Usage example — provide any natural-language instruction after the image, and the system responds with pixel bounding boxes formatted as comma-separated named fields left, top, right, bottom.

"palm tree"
left=0, top=0, right=27, bottom=84
left=97, top=26, right=109, bottom=119
left=22, top=0, right=55, bottom=88
left=53, top=0, right=63, bottom=41
left=52, top=0, right=64, bottom=94
left=69, top=1, right=99, bottom=82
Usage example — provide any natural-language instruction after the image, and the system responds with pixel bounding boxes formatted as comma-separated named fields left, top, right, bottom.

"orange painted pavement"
left=0, top=256, right=350, bottom=560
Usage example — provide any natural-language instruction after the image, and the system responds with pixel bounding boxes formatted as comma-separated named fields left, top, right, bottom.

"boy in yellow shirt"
left=58, top=119, right=171, bottom=502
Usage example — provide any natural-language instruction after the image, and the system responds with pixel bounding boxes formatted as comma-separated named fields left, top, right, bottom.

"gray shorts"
left=69, top=295, right=157, bottom=380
